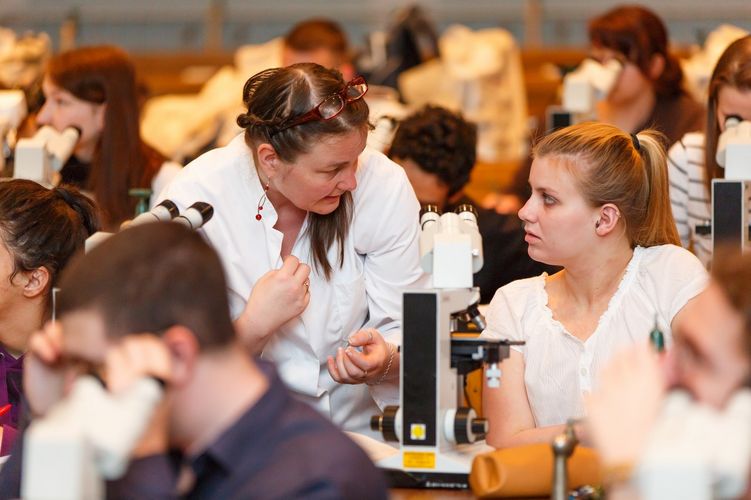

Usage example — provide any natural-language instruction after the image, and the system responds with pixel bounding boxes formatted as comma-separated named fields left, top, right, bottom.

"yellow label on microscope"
left=403, top=452, right=436, bottom=469
left=410, top=423, right=427, bottom=440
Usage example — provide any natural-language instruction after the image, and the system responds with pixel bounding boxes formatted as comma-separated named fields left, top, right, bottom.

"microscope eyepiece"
left=725, top=115, right=743, bottom=128
left=455, top=204, right=479, bottom=226
left=157, top=199, right=180, bottom=219
left=419, top=204, right=441, bottom=230
left=189, top=201, right=214, bottom=224
left=175, top=202, right=214, bottom=230
left=454, top=204, right=477, bottom=217
left=420, top=204, right=441, bottom=217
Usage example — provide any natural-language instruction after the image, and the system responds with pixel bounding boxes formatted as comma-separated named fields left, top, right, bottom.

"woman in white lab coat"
left=159, top=63, right=423, bottom=434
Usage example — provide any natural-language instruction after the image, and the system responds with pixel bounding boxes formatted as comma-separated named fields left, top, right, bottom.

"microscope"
left=711, top=116, right=751, bottom=254
left=22, top=376, right=165, bottom=499
left=13, top=125, right=79, bottom=186
left=85, top=200, right=214, bottom=252
left=546, top=58, right=622, bottom=132
left=370, top=205, right=522, bottom=489
left=0, top=89, right=27, bottom=174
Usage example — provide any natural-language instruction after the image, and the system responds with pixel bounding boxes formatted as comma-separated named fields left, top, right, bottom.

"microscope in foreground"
left=547, top=58, right=622, bottom=132
left=22, top=376, right=164, bottom=500
left=371, top=205, right=522, bottom=488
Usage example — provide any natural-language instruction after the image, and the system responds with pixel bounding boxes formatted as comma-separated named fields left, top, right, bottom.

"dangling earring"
left=256, top=178, right=270, bottom=221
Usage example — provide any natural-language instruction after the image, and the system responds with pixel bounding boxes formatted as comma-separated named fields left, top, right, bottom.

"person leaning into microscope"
left=37, top=45, right=182, bottom=230
left=587, top=249, right=751, bottom=499
left=587, top=5, right=704, bottom=147
left=0, top=223, right=387, bottom=499
left=480, top=122, right=708, bottom=449
left=482, top=5, right=705, bottom=217
left=387, top=105, right=555, bottom=303
left=668, top=35, right=751, bottom=267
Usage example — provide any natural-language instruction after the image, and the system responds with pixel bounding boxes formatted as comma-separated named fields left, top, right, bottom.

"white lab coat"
left=158, top=134, right=424, bottom=435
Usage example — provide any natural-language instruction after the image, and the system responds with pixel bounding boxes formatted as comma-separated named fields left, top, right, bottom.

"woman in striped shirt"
left=669, top=35, right=751, bottom=267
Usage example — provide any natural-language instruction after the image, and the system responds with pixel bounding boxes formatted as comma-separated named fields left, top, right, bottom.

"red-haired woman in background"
left=36, top=45, right=181, bottom=229
left=589, top=5, right=704, bottom=147
left=482, top=6, right=704, bottom=217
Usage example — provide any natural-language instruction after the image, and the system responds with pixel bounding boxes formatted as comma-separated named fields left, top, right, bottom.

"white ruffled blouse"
left=481, top=245, right=708, bottom=427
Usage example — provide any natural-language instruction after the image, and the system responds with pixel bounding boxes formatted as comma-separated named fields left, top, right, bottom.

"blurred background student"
left=37, top=45, right=181, bottom=229
left=588, top=5, right=704, bottom=147
left=669, top=35, right=751, bottom=267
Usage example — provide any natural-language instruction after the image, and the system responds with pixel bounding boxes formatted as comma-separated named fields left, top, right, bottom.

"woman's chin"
left=527, top=247, right=559, bottom=267
left=310, top=196, right=341, bottom=215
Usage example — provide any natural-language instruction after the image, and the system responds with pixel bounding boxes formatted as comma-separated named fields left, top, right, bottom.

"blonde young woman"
left=482, top=122, right=708, bottom=448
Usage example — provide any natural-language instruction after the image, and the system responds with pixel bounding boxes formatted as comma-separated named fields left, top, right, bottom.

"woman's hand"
left=236, top=255, right=310, bottom=353
left=327, top=328, right=398, bottom=385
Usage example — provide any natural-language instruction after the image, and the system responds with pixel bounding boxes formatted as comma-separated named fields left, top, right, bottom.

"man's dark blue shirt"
left=0, top=361, right=388, bottom=499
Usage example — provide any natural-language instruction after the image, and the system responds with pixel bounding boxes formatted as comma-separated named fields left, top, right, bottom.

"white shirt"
left=149, top=161, right=182, bottom=208
left=481, top=245, right=707, bottom=427
left=158, top=134, right=423, bottom=435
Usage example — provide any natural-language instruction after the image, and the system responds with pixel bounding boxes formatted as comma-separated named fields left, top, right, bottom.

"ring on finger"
left=303, top=278, right=310, bottom=290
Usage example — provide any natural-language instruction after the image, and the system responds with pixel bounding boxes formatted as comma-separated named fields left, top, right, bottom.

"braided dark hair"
left=236, top=63, right=370, bottom=279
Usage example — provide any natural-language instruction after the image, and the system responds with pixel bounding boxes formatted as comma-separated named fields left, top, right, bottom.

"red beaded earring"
left=255, top=179, right=270, bottom=221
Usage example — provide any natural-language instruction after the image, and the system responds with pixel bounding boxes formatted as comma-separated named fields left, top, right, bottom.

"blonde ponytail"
left=632, top=131, right=680, bottom=246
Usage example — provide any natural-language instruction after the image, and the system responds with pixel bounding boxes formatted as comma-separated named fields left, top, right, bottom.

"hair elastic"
left=630, top=133, right=641, bottom=153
